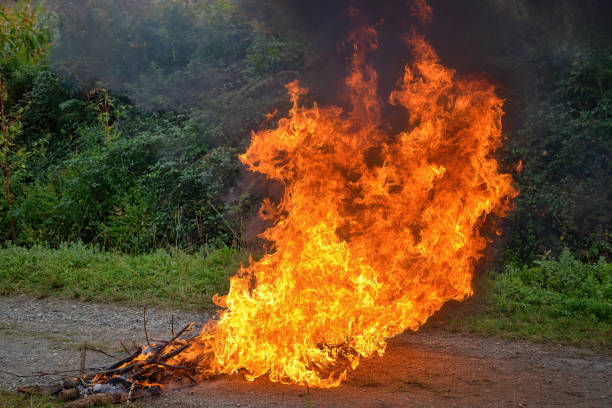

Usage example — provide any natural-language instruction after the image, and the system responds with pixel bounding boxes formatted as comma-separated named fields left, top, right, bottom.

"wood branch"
left=58, top=388, right=79, bottom=401
left=65, top=391, right=143, bottom=408
left=163, top=322, right=193, bottom=350
left=156, top=362, right=187, bottom=370
left=33, top=367, right=107, bottom=376
left=119, top=339, right=130, bottom=354
left=80, top=341, right=88, bottom=376
left=0, top=368, right=103, bottom=378
left=126, top=382, right=136, bottom=405
left=143, top=306, right=151, bottom=347
left=158, top=342, right=192, bottom=362
left=98, top=360, right=143, bottom=377
left=62, top=377, right=80, bottom=389
left=0, top=369, right=38, bottom=378
left=85, top=347, right=121, bottom=360
left=106, top=347, right=142, bottom=370
left=17, top=385, right=62, bottom=396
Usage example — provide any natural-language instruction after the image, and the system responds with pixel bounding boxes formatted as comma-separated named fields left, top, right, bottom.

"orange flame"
left=180, top=27, right=517, bottom=388
left=410, top=0, right=433, bottom=25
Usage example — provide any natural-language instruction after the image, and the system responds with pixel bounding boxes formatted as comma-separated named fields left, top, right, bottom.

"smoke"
left=47, top=0, right=612, bottom=117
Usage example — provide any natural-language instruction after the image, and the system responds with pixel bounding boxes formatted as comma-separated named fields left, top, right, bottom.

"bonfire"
left=19, top=7, right=517, bottom=406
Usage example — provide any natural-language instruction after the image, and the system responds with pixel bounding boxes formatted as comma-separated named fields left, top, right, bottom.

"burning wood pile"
left=19, top=321, right=202, bottom=407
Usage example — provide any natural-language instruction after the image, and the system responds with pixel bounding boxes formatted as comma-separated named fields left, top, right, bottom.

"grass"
left=0, top=243, right=610, bottom=350
left=0, top=243, right=248, bottom=310
left=0, top=390, right=65, bottom=408
left=0, top=389, right=139, bottom=408
left=443, top=249, right=612, bottom=350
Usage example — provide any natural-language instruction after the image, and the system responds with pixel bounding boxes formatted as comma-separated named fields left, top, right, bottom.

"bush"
left=0, top=0, right=310, bottom=252
left=452, top=249, right=612, bottom=348
left=506, top=50, right=612, bottom=262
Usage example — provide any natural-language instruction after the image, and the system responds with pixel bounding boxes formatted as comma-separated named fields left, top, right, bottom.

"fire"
left=175, top=27, right=517, bottom=388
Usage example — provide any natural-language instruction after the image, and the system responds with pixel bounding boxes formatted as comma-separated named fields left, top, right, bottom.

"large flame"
left=182, top=28, right=517, bottom=388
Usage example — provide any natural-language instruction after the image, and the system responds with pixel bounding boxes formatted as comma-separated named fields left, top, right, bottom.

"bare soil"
left=0, top=296, right=610, bottom=407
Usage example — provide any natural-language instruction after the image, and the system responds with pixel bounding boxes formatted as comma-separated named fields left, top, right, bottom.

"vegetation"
left=0, top=0, right=308, bottom=252
left=0, top=243, right=247, bottom=309
left=0, top=389, right=67, bottom=408
left=504, top=49, right=612, bottom=264
left=446, top=250, right=611, bottom=349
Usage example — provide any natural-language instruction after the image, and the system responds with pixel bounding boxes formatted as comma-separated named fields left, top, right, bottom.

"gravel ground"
left=1, top=296, right=610, bottom=407
left=0, top=295, right=210, bottom=389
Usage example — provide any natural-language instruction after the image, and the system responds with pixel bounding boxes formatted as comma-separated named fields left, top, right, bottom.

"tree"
left=0, top=0, right=52, bottom=240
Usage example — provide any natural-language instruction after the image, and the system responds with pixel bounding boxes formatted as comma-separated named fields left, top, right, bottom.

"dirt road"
left=1, top=296, right=610, bottom=407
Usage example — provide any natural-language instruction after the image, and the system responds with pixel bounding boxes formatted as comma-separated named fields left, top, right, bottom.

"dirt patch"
left=1, top=296, right=610, bottom=407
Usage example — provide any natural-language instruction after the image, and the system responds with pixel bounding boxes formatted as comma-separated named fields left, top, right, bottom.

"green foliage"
left=0, top=0, right=301, bottom=252
left=0, top=243, right=248, bottom=309
left=507, top=49, right=612, bottom=262
left=10, top=111, right=242, bottom=252
left=449, top=249, right=611, bottom=349
left=0, top=0, right=53, bottom=68
left=246, top=33, right=306, bottom=74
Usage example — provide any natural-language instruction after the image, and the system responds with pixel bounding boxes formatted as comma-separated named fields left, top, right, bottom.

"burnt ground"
left=0, top=296, right=610, bottom=407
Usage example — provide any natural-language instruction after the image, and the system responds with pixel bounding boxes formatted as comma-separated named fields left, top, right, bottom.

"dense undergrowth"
left=0, top=0, right=308, bottom=252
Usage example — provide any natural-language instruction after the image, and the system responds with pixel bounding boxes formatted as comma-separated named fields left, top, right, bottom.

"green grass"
left=0, top=389, right=138, bottom=408
left=0, top=390, right=67, bottom=408
left=0, top=243, right=248, bottom=310
left=1, top=244, right=610, bottom=350
left=445, top=249, right=612, bottom=350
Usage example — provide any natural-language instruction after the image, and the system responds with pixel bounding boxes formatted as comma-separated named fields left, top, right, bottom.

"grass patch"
left=0, top=243, right=248, bottom=310
left=0, top=389, right=64, bottom=408
left=445, top=249, right=612, bottom=350
left=0, top=389, right=138, bottom=408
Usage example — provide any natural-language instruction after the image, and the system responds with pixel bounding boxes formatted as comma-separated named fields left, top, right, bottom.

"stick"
left=119, top=339, right=130, bottom=354
left=0, top=366, right=109, bottom=378
left=17, top=385, right=62, bottom=396
left=163, top=323, right=193, bottom=349
left=155, top=362, right=187, bottom=370
left=86, top=347, right=121, bottom=360
left=205, top=199, right=241, bottom=244
left=0, top=369, right=39, bottom=378
left=65, top=392, right=143, bottom=408
left=171, top=315, right=175, bottom=338
left=143, top=306, right=151, bottom=347
left=35, top=367, right=108, bottom=375
left=158, top=343, right=192, bottom=362
left=126, top=381, right=135, bottom=405
left=80, top=341, right=88, bottom=376
left=106, top=347, right=143, bottom=370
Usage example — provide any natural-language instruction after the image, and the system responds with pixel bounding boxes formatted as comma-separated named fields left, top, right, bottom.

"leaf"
left=59, top=99, right=80, bottom=111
